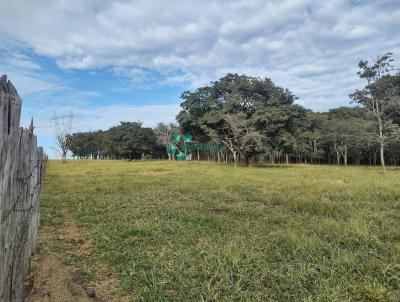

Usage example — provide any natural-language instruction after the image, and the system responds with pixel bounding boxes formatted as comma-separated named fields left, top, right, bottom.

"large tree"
left=177, top=73, right=303, bottom=166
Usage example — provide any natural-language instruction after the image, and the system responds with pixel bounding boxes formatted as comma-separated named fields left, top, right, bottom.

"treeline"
left=69, top=53, right=400, bottom=167
left=68, top=122, right=165, bottom=160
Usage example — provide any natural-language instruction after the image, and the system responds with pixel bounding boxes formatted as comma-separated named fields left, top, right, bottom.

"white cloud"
left=0, top=0, right=399, bottom=110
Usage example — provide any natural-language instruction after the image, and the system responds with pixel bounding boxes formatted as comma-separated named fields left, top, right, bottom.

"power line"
left=50, top=112, right=76, bottom=121
left=34, top=124, right=53, bottom=128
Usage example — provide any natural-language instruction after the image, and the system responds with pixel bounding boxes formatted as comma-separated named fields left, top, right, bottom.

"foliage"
left=69, top=122, right=164, bottom=160
left=221, top=113, right=265, bottom=166
left=177, top=73, right=304, bottom=164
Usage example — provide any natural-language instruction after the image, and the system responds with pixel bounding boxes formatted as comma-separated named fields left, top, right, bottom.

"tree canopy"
left=69, top=122, right=164, bottom=160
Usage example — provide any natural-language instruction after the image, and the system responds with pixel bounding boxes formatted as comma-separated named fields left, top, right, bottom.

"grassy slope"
left=41, top=161, right=400, bottom=301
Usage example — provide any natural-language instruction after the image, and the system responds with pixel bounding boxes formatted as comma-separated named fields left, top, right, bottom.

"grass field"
left=40, top=160, right=400, bottom=301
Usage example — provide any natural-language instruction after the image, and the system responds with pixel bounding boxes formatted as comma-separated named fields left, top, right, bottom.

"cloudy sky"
left=0, top=0, right=399, bottom=157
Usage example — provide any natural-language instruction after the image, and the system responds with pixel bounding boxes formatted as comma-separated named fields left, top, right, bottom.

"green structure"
left=176, top=152, right=186, bottom=160
left=167, top=134, right=193, bottom=160
left=167, top=133, right=226, bottom=160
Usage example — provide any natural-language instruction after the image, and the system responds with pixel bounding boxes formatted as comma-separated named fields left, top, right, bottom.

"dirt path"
left=26, top=209, right=132, bottom=302
left=26, top=255, right=96, bottom=302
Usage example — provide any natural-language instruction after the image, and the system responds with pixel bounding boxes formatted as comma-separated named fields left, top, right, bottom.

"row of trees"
left=67, top=53, right=400, bottom=170
left=68, top=122, right=164, bottom=160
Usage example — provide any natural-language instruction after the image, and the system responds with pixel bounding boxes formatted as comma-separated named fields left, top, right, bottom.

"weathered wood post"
left=0, top=75, right=46, bottom=301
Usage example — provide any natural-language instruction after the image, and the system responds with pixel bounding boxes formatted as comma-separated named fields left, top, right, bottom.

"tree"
left=221, top=114, right=265, bottom=167
left=53, top=111, right=74, bottom=163
left=177, top=73, right=301, bottom=166
left=107, top=122, right=159, bottom=160
left=301, top=111, right=326, bottom=164
left=351, top=53, right=399, bottom=173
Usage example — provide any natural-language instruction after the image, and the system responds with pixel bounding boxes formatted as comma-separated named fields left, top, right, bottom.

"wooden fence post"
left=0, top=75, right=46, bottom=302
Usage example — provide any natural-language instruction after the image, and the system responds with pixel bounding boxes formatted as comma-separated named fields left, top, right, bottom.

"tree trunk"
left=233, top=152, right=238, bottom=168
left=246, top=155, right=252, bottom=167
left=380, top=141, right=385, bottom=173
left=378, top=120, right=386, bottom=173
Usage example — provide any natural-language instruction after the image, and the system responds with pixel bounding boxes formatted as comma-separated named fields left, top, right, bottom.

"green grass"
left=41, top=160, right=400, bottom=301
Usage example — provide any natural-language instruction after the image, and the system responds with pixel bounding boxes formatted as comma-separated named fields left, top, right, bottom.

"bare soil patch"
left=142, top=170, right=169, bottom=176
left=26, top=208, right=133, bottom=302
left=26, top=255, right=95, bottom=302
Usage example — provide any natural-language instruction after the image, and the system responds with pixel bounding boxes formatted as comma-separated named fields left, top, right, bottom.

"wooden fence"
left=0, top=75, right=46, bottom=301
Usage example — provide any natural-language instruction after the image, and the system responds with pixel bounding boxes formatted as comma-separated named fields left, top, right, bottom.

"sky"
left=0, top=0, right=399, bottom=158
